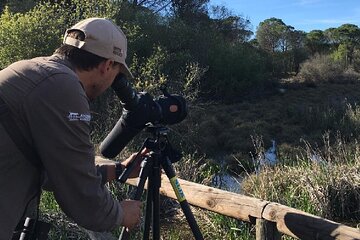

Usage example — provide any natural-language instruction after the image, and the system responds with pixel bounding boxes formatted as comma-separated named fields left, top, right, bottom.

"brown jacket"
left=0, top=54, right=123, bottom=239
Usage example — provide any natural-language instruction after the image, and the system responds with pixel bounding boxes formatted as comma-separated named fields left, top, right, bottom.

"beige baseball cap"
left=63, top=17, right=132, bottom=78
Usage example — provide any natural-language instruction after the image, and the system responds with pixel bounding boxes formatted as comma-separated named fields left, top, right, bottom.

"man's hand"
left=95, top=149, right=149, bottom=183
left=120, top=148, right=149, bottom=178
left=120, top=200, right=142, bottom=229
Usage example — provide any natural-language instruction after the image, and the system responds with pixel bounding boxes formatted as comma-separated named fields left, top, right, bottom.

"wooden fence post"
left=256, top=219, right=281, bottom=240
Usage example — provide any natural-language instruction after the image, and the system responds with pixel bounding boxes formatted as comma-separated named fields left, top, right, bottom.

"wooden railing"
left=127, top=175, right=360, bottom=240
left=96, top=157, right=360, bottom=239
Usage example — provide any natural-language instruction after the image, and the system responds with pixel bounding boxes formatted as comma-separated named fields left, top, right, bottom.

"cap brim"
left=120, top=63, right=133, bottom=79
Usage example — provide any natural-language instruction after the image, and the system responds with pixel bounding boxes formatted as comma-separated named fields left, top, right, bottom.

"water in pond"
left=211, top=174, right=242, bottom=193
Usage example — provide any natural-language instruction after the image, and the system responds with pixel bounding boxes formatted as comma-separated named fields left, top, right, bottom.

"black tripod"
left=117, top=125, right=204, bottom=240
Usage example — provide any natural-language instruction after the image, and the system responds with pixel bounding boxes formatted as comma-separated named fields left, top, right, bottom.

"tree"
left=170, top=0, right=209, bottom=22
left=286, top=29, right=307, bottom=72
left=210, top=6, right=252, bottom=43
left=0, top=0, right=37, bottom=13
left=334, top=24, right=360, bottom=44
left=256, top=18, right=306, bottom=74
left=0, top=0, right=120, bottom=68
left=305, top=30, right=331, bottom=55
left=332, top=24, right=360, bottom=66
left=127, top=0, right=172, bottom=13
left=0, top=4, right=65, bottom=68
left=256, top=18, right=288, bottom=53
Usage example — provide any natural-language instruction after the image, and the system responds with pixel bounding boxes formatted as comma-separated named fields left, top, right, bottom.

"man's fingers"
left=120, top=200, right=143, bottom=229
left=141, top=147, right=150, bottom=155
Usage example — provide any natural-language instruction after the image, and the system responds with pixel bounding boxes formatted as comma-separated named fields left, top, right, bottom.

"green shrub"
left=205, top=42, right=271, bottom=102
left=296, top=54, right=344, bottom=84
left=0, top=4, right=65, bottom=68
left=296, top=53, right=360, bottom=84
left=341, top=67, right=360, bottom=83
left=0, top=0, right=121, bottom=69
left=131, top=45, right=169, bottom=94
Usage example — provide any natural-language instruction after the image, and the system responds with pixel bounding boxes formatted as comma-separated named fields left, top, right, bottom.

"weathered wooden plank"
left=95, top=156, right=116, bottom=166
left=262, top=203, right=360, bottom=240
left=126, top=174, right=269, bottom=222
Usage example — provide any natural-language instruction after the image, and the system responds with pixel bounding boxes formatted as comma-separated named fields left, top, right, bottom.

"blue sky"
left=209, top=0, right=360, bottom=33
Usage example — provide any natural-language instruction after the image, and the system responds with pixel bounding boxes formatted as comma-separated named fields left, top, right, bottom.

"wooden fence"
left=96, top=157, right=360, bottom=240
left=127, top=175, right=360, bottom=240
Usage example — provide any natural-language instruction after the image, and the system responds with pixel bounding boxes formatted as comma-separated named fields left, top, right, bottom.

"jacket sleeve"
left=23, top=72, right=123, bottom=231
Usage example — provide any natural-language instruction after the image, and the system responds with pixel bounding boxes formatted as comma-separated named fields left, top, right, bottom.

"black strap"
left=0, top=97, right=42, bottom=168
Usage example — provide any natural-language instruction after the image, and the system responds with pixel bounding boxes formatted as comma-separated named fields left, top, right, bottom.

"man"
left=0, top=18, right=143, bottom=239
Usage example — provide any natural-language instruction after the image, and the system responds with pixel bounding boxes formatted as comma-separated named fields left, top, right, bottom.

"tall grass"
left=289, top=100, right=360, bottom=139
left=242, top=133, right=360, bottom=226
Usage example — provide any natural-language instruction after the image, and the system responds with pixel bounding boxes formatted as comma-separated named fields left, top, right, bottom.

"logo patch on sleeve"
left=67, top=112, right=91, bottom=122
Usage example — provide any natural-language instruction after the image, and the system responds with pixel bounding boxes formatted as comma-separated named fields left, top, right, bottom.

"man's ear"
left=99, top=60, right=113, bottom=74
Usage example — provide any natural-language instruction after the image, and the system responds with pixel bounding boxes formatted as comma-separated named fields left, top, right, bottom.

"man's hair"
left=55, top=30, right=107, bottom=71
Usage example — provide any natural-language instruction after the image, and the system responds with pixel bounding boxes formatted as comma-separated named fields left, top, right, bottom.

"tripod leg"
left=119, top=158, right=151, bottom=240
left=162, top=158, right=204, bottom=240
left=142, top=173, right=153, bottom=240
left=152, top=158, right=161, bottom=240
left=143, top=152, right=161, bottom=240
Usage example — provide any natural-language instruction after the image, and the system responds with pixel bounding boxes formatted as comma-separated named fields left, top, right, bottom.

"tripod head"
left=118, top=124, right=182, bottom=183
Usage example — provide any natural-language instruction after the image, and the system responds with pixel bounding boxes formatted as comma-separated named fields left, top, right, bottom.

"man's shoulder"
left=29, top=55, right=84, bottom=94
left=31, top=55, right=77, bottom=78
left=8, top=56, right=86, bottom=104
left=6, top=55, right=77, bottom=82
